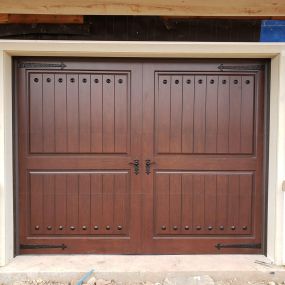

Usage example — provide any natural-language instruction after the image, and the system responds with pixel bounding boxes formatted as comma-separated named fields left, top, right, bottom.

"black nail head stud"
left=70, top=78, right=75, bottom=83
left=246, top=80, right=250, bottom=84
left=234, top=79, right=238, bottom=84
left=210, top=79, right=214, bottom=84
left=47, top=78, right=51, bottom=83
left=82, top=78, right=87, bottom=83
left=94, top=78, right=99, bottom=83
left=163, top=79, right=167, bottom=84
left=34, top=78, right=39, bottom=83
left=222, top=80, right=227, bottom=84
left=175, top=80, right=179, bottom=84
left=118, top=79, right=123, bottom=84
left=186, top=79, right=191, bottom=84
left=106, top=79, right=111, bottom=83
left=198, top=79, right=203, bottom=84
left=58, top=78, right=63, bottom=83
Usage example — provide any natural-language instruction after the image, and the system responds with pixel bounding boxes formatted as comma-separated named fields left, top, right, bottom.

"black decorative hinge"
left=218, top=64, right=263, bottom=71
left=20, top=243, right=67, bottom=250
left=215, top=243, right=261, bottom=250
left=17, top=62, right=66, bottom=69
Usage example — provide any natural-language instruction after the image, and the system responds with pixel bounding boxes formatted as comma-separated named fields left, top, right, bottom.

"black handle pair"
left=129, top=160, right=155, bottom=175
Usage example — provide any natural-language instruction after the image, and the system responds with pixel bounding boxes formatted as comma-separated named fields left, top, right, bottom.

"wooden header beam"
left=0, top=14, right=83, bottom=24
left=0, top=0, right=284, bottom=17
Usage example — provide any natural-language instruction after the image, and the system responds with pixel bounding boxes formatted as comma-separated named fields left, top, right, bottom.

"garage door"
left=16, top=59, right=266, bottom=254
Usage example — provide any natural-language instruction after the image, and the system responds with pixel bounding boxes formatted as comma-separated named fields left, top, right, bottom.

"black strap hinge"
left=218, top=64, right=263, bottom=71
left=20, top=243, right=67, bottom=250
left=215, top=243, right=261, bottom=250
left=17, top=62, right=66, bottom=69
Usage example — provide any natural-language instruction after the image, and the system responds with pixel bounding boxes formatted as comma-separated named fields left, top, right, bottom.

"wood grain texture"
left=0, top=1, right=284, bottom=16
left=0, top=14, right=83, bottom=24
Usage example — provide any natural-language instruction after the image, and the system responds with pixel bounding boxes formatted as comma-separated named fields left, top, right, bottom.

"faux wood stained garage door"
left=16, top=59, right=266, bottom=254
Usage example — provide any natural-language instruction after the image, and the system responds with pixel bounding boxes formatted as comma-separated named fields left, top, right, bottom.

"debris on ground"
left=9, top=276, right=285, bottom=285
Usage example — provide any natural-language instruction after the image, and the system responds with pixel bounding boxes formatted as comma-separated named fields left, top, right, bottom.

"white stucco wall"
left=0, top=41, right=285, bottom=266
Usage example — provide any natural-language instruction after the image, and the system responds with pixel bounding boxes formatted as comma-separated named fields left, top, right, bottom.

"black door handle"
left=129, top=160, right=140, bottom=175
left=145, top=160, right=156, bottom=175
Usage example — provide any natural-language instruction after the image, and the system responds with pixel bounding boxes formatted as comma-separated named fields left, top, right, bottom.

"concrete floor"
left=0, top=255, right=285, bottom=284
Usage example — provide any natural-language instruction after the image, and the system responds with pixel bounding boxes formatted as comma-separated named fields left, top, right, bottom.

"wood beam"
left=0, top=0, right=284, bottom=16
left=0, top=14, right=84, bottom=24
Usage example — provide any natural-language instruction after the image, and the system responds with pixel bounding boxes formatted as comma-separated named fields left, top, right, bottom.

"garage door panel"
left=29, top=172, right=130, bottom=236
left=154, top=172, right=254, bottom=236
left=29, top=72, right=130, bottom=154
left=155, top=73, right=255, bottom=155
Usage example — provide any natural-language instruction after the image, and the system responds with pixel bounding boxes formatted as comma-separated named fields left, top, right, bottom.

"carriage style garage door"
left=16, top=59, right=266, bottom=254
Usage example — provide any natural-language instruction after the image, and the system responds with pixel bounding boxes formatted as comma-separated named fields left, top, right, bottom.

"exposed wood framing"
left=0, top=0, right=284, bottom=16
left=0, top=14, right=83, bottom=24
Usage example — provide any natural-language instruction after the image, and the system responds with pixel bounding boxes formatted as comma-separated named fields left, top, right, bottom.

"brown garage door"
left=16, top=59, right=266, bottom=254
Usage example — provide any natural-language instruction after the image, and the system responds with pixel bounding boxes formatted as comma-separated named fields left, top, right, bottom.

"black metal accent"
left=215, top=243, right=261, bottom=250
left=20, top=243, right=67, bottom=250
left=145, top=159, right=155, bottom=175
left=218, top=64, right=263, bottom=71
left=17, top=62, right=66, bottom=69
left=129, top=159, right=140, bottom=175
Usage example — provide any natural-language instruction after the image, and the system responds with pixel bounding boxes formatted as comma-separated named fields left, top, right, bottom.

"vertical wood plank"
left=181, top=174, right=193, bottom=233
left=43, top=175, right=55, bottom=234
left=169, top=174, right=182, bottom=233
left=155, top=174, right=170, bottom=234
left=103, top=75, right=115, bottom=153
left=204, top=175, right=217, bottom=231
left=193, top=76, right=206, bottom=153
left=42, top=74, right=55, bottom=152
left=66, top=174, right=79, bottom=232
left=67, top=74, right=79, bottom=152
left=229, top=76, right=242, bottom=153
left=170, top=76, right=183, bottom=153
left=239, top=174, right=253, bottom=232
left=78, top=174, right=91, bottom=234
left=241, top=76, right=255, bottom=153
left=182, top=76, right=194, bottom=153
left=29, top=73, right=43, bottom=152
left=157, top=75, right=171, bottom=153
left=114, top=174, right=128, bottom=234
left=30, top=174, right=44, bottom=234
left=79, top=74, right=91, bottom=153
left=55, top=174, right=67, bottom=234
left=90, top=174, right=103, bottom=233
left=216, top=175, right=228, bottom=232
left=192, top=175, right=205, bottom=231
left=91, top=74, right=103, bottom=153
left=55, top=74, right=67, bottom=152
left=102, top=174, right=114, bottom=233
left=217, top=76, right=230, bottom=153
left=228, top=175, right=240, bottom=232
left=115, top=74, right=128, bottom=153
left=205, top=76, right=218, bottom=153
